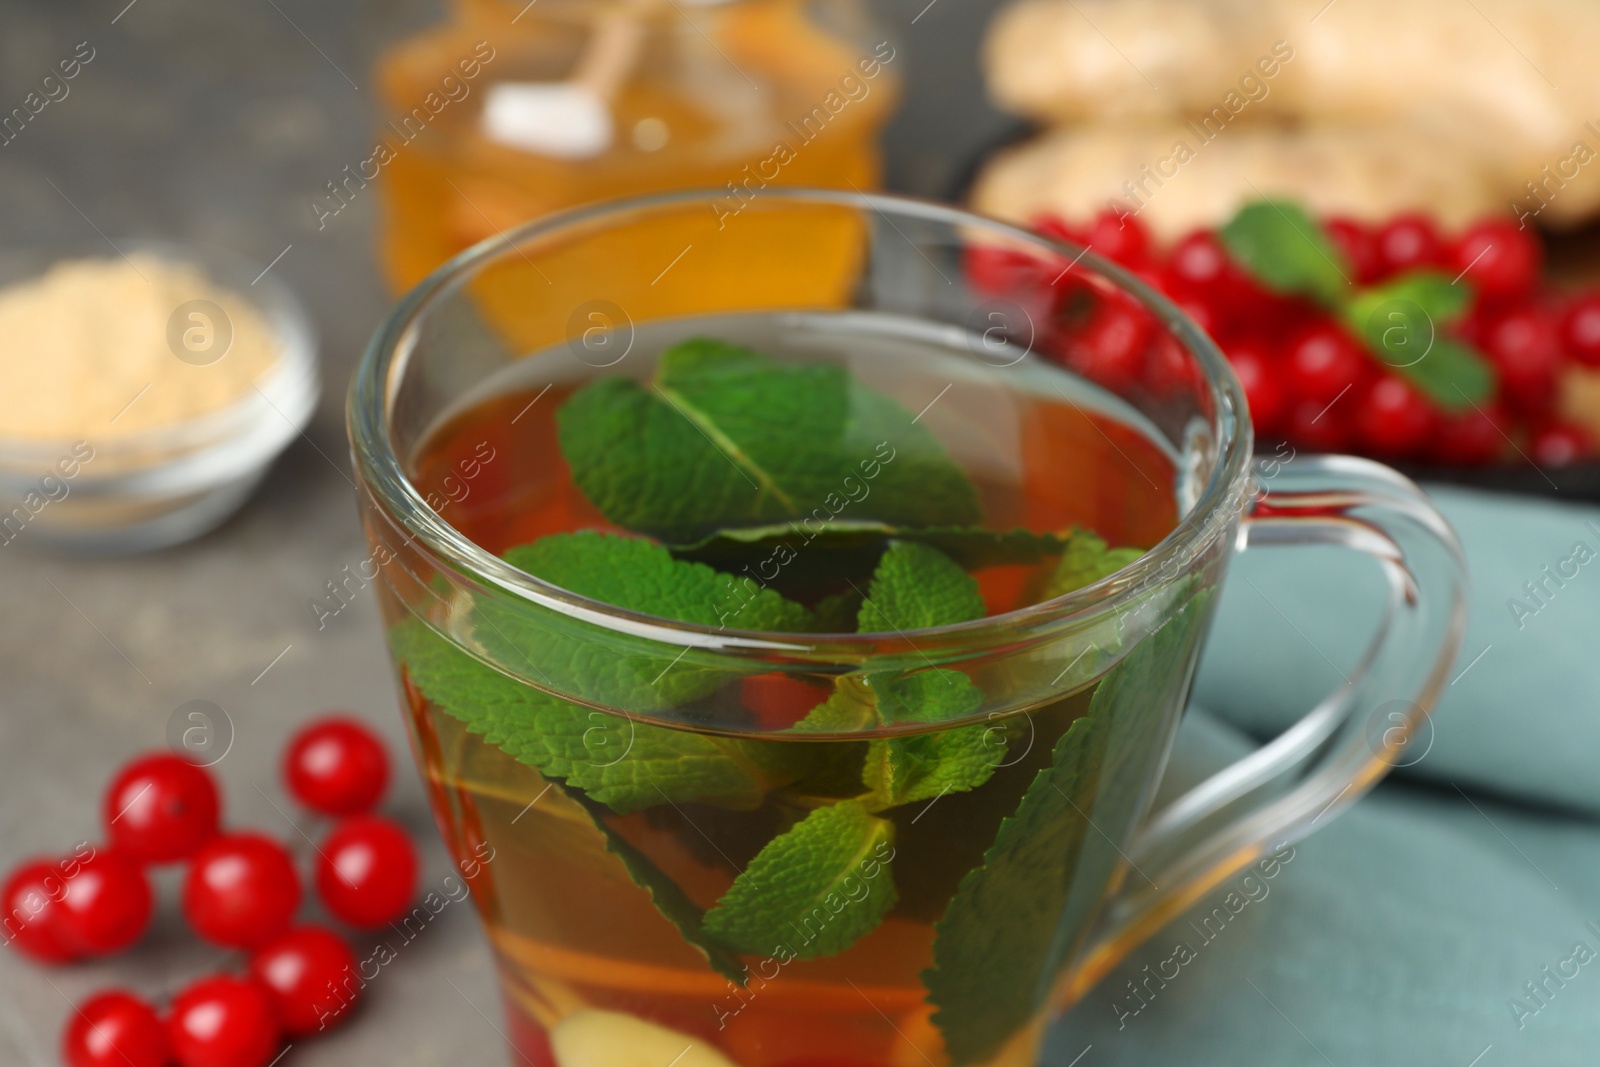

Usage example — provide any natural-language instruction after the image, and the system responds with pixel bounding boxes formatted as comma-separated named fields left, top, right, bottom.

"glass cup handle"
left=1065, top=455, right=1469, bottom=1002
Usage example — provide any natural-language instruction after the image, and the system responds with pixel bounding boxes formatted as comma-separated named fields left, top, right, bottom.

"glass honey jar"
left=371, top=0, right=901, bottom=293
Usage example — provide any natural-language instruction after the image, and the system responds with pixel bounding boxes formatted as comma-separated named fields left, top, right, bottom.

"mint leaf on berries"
left=1395, top=337, right=1496, bottom=410
left=1221, top=200, right=1499, bottom=415
left=1344, top=279, right=1493, bottom=410
left=1219, top=200, right=1350, bottom=307
left=702, top=799, right=896, bottom=959
left=556, top=339, right=982, bottom=541
left=1351, top=271, right=1472, bottom=326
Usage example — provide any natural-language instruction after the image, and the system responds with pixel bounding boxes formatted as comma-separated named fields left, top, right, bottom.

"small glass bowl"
left=0, top=241, right=319, bottom=554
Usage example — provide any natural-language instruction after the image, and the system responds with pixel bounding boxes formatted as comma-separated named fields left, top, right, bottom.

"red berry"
left=1167, top=288, right=1222, bottom=340
left=1083, top=207, right=1151, bottom=268
left=964, top=243, right=1051, bottom=298
left=166, top=975, right=281, bottom=1067
left=1286, top=396, right=1353, bottom=452
left=1225, top=340, right=1286, bottom=435
left=316, top=816, right=418, bottom=929
left=2, top=856, right=79, bottom=963
left=283, top=717, right=390, bottom=816
left=1031, top=214, right=1087, bottom=246
left=1560, top=293, right=1600, bottom=367
left=1324, top=217, right=1383, bottom=284
left=250, top=924, right=360, bottom=1036
left=1452, top=218, right=1541, bottom=299
left=104, top=753, right=221, bottom=864
left=1164, top=230, right=1232, bottom=292
left=1145, top=333, right=1199, bottom=397
left=183, top=833, right=301, bottom=949
left=1432, top=405, right=1507, bottom=467
left=1161, top=230, right=1271, bottom=329
left=1355, top=375, right=1437, bottom=457
left=57, top=852, right=152, bottom=957
left=1284, top=323, right=1370, bottom=404
left=1068, top=295, right=1153, bottom=390
left=62, top=990, right=169, bottom=1067
left=1375, top=213, right=1445, bottom=277
left=1480, top=302, right=1562, bottom=414
left=1530, top=423, right=1592, bottom=467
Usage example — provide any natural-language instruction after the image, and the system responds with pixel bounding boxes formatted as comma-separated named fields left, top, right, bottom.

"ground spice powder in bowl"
left=0, top=244, right=318, bottom=553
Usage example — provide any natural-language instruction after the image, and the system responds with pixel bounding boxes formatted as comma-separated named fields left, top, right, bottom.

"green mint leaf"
left=857, top=541, right=986, bottom=633
left=485, top=532, right=817, bottom=713
left=862, top=672, right=992, bottom=806
left=791, top=543, right=996, bottom=810
left=925, top=713, right=1108, bottom=1064
left=1344, top=283, right=1494, bottom=411
left=924, top=592, right=1211, bottom=1064
left=791, top=675, right=878, bottom=734
left=701, top=799, right=897, bottom=959
left=391, top=532, right=825, bottom=813
left=792, top=670, right=990, bottom=808
left=1348, top=271, right=1472, bottom=326
left=556, top=339, right=982, bottom=541
left=569, top=792, right=749, bottom=984
left=504, top=531, right=817, bottom=638
left=390, top=617, right=786, bottom=813
left=849, top=543, right=994, bottom=809
left=1035, top=531, right=1143, bottom=601
left=1219, top=200, right=1350, bottom=307
left=671, top=521, right=1073, bottom=579
left=1391, top=337, right=1496, bottom=411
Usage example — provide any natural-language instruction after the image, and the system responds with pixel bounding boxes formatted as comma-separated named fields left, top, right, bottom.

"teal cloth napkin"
left=1047, top=486, right=1600, bottom=1065
left=1192, top=484, right=1600, bottom=815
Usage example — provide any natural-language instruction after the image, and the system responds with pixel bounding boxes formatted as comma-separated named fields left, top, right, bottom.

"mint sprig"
left=390, top=333, right=1164, bottom=1017
left=1345, top=275, right=1491, bottom=410
left=556, top=339, right=981, bottom=542
left=1218, top=200, right=1496, bottom=411
left=697, top=542, right=997, bottom=959
left=923, top=590, right=1211, bottom=1065
left=793, top=543, right=996, bottom=810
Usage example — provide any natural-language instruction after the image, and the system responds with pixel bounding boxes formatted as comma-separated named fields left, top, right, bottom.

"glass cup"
left=348, top=190, right=1466, bottom=1067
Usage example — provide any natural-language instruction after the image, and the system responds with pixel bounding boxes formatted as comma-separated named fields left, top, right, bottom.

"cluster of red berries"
left=1, top=717, right=419, bottom=1067
left=968, top=208, right=1598, bottom=468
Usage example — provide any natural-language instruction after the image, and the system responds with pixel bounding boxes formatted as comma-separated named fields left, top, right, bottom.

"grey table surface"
left=0, top=1, right=1014, bottom=1063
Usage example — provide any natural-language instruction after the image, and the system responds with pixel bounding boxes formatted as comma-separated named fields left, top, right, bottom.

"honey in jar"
left=372, top=0, right=901, bottom=294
